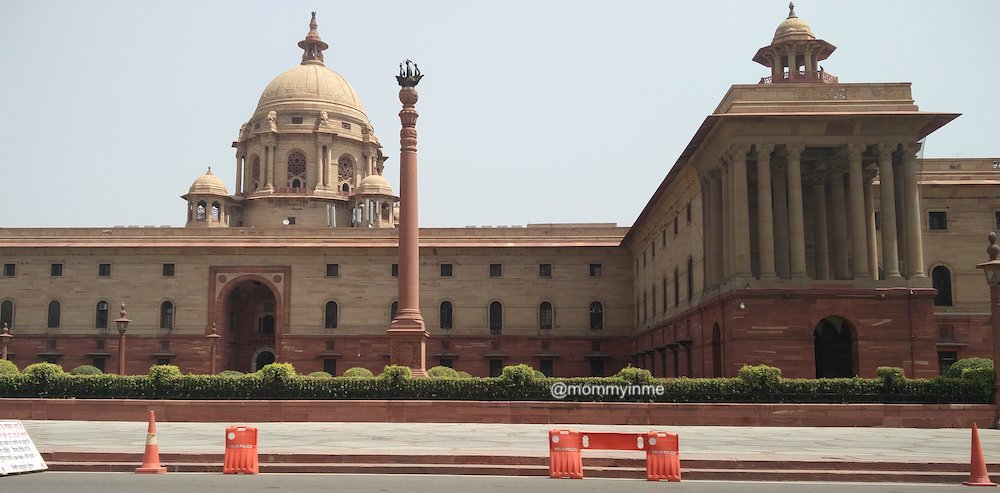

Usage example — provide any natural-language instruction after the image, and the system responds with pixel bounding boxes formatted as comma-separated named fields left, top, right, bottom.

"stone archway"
left=813, top=316, right=857, bottom=378
left=218, top=278, right=280, bottom=373
left=253, top=347, right=276, bottom=371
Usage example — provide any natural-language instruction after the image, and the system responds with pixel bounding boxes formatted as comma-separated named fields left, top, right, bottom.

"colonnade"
left=234, top=139, right=354, bottom=195
left=702, top=142, right=925, bottom=286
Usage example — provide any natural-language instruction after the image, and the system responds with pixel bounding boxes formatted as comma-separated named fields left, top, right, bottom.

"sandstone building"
left=0, top=7, right=996, bottom=378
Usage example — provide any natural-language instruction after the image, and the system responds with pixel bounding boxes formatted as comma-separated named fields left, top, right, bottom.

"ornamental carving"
left=338, top=156, right=354, bottom=182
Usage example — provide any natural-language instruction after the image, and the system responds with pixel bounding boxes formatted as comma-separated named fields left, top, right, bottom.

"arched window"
left=390, top=301, right=398, bottom=321
left=259, top=315, right=275, bottom=336
left=673, top=267, right=680, bottom=306
left=651, top=284, right=657, bottom=315
left=196, top=201, right=207, bottom=221
left=325, top=301, right=339, bottom=329
left=210, top=202, right=221, bottom=222
left=538, top=301, right=553, bottom=330
left=160, top=301, right=174, bottom=329
left=489, top=301, right=503, bottom=334
left=341, top=183, right=350, bottom=193
left=687, top=256, right=694, bottom=301
left=1, top=300, right=14, bottom=329
left=642, top=291, right=648, bottom=321
left=287, top=150, right=307, bottom=189
left=932, top=265, right=953, bottom=306
left=47, top=300, right=61, bottom=328
left=251, top=154, right=261, bottom=191
left=589, top=301, right=604, bottom=330
left=338, top=155, right=354, bottom=184
left=95, top=301, right=109, bottom=329
left=439, top=301, right=453, bottom=329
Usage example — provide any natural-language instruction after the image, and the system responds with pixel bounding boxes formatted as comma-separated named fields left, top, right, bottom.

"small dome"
left=356, top=174, right=394, bottom=195
left=772, top=3, right=815, bottom=43
left=188, top=168, right=229, bottom=196
left=254, top=63, right=369, bottom=123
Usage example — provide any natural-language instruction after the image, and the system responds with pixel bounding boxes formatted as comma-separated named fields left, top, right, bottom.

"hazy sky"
left=1, top=1, right=997, bottom=228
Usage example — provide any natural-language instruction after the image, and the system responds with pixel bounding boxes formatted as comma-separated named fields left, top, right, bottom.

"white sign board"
left=0, top=420, right=47, bottom=475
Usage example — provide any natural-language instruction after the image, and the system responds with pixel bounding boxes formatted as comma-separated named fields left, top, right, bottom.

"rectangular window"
left=938, top=351, right=958, bottom=376
left=489, top=359, right=503, bottom=377
left=156, top=358, right=171, bottom=366
left=662, top=229, right=666, bottom=247
left=439, top=358, right=453, bottom=369
left=291, top=116, right=304, bottom=124
left=686, top=202, right=692, bottom=224
left=538, top=263, right=552, bottom=278
left=285, top=216, right=296, bottom=225
left=540, top=359, right=554, bottom=377
left=673, top=215, right=678, bottom=235
left=995, top=211, right=1000, bottom=230
left=590, top=359, right=605, bottom=377
left=50, top=263, right=63, bottom=277
left=98, top=263, right=111, bottom=277
left=2, top=264, right=14, bottom=277
left=391, top=263, right=399, bottom=277
left=440, top=263, right=453, bottom=277
left=928, top=211, right=948, bottom=230
left=323, top=358, right=337, bottom=375
left=162, top=263, right=175, bottom=277
left=489, top=263, right=502, bottom=277
left=326, top=263, right=340, bottom=277
left=92, top=358, right=106, bottom=372
left=589, top=263, right=602, bottom=278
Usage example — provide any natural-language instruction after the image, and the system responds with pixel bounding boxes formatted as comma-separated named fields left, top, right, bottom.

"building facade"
left=0, top=8, right=997, bottom=378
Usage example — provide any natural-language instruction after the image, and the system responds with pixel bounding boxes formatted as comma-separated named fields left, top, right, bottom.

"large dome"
left=254, top=62, right=369, bottom=122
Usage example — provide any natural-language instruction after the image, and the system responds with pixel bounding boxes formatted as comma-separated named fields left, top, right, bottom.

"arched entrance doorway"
left=711, top=323, right=722, bottom=377
left=813, top=316, right=857, bottom=378
left=253, top=348, right=276, bottom=371
left=220, top=279, right=279, bottom=373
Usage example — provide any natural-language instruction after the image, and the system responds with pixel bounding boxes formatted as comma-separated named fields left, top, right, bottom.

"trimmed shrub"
left=0, top=359, right=18, bottom=375
left=427, top=366, right=459, bottom=379
left=258, top=363, right=296, bottom=382
left=876, top=366, right=906, bottom=392
left=738, top=364, right=782, bottom=390
left=307, top=371, right=332, bottom=378
left=343, top=367, right=374, bottom=378
left=70, top=365, right=104, bottom=376
left=499, top=364, right=537, bottom=387
left=948, top=358, right=993, bottom=379
left=218, top=370, right=244, bottom=377
left=378, top=365, right=412, bottom=382
left=615, top=366, right=654, bottom=385
left=455, top=371, right=473, bottom=379
left=23, top=362, right=64, bottom=380
left=148, top=364, right=182, bottom=379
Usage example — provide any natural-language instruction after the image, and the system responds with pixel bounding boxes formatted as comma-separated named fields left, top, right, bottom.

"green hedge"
left=0, top=363, right=990, bottom=403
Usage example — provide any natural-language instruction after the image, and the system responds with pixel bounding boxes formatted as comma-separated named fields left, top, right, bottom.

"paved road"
left=0, top=472, right=979, bottom=493
left=19, top=420, right=1000, bottom=463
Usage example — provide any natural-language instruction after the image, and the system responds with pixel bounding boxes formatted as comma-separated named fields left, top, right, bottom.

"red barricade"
left=223, top=425, right=259, bottom=474
left=548, top=429, right=583, bottom=479
left=645, top=431, right=681, bottom=481
left=548, top=429, right=681, bottom=481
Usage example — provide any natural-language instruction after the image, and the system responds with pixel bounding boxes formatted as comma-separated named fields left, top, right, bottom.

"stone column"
left=314, top=142, right=324, bottom=191
left=829, top=164, right=849, bottom=279
left=772, top=163, right=790, bottom=278
left=325, top=146, right=333, bottom=188
left=721, top=161, right=731, bottom=279
left=864, top=168, right=879, bottom=280
left=847, top=144, right=870, bottom=279
left=786, top=144, right=808, bottom=278
left=234, top=154, right=243, bottom=195
left=902, top=142, right=926, bottom=278
left=811, top=176, right=830, bottom=280
left=388, top=66, right=429, bottom=378
left=877, top=144, right=900, bottom=278
left=893, top=153, right=908, bottom=275
left=786, top=51, right=796, bottom=79
left=756, top=144, right=777, bottom=279
left=711, top=170, right=724, bottom=285
left=731, top=144, right=752, bottom=278
left=264, top=144, right=274, bottom=191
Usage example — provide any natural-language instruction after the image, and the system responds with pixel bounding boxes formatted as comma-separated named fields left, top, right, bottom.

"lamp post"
left=976, top=232, right=1000, bottom=427
left=206, top=323, right=221, bottom=374
left=0, top=323, right=11, bottom=360
left=114, top=302, right=130, bottom=375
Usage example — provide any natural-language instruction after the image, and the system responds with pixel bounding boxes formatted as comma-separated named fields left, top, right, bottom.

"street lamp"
left=206, top=323, right=222, bottom=374
left=0, top=323, right=12, bottom=360
left=114, top=302, right=131, bottom=375
left=975, top=232, right=1000, bottom=427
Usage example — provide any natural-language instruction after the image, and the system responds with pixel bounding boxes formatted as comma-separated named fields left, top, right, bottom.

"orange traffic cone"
left=964, top=423, right=996, bottom=487
left=135, top=410, right=167, bottom=474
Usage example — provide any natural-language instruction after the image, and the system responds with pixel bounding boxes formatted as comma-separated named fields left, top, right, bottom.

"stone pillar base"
left=387, top=318, right=429, bottom=378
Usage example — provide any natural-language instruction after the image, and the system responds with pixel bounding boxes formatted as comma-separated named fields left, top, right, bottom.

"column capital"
left=863, top=167, right=879, bottom=182
left=729, top=143, right=750, bottom=157
left=756, top=143, right=775, bottom=157
left=876, top=143, right=896, bottom=161
left=807, top=175, right=828, bottom=187
left=902, top=142, right=922, bottom=158
left=828, top=160, right=848, bottom=174
left=845, top=142, right=866, bottom=156
left=784, top=143, right=805, bottom=157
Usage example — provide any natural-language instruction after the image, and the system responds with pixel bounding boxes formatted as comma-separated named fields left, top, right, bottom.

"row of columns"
left=236, top=140, right=364, bottom=195
left=635, top=344, right=691, bottom=378
left=703, top=142, right=925, bottom=286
